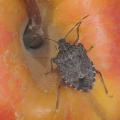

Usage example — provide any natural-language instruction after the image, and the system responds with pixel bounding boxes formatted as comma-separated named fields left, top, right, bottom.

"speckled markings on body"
left=53, top=39, right=96, bottom=91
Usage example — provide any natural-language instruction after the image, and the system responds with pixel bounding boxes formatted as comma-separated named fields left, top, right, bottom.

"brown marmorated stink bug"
left=46, top=15, right=111, bottom=109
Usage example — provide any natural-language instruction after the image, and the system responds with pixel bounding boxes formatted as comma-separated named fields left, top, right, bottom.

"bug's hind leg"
left=95, top=69, right=113, bottom=97
left=45, top=58, right=54, bottom=75
left=95, top=69, right=108, bottom=94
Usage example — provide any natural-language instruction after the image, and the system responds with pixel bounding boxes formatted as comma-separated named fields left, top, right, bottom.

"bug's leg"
left=74, top=23, right=81, bottom=44
left=45, top=58, right=54, bottom=75
left=55, top=80, right=64, bottom=110
left=87, top=45, right=94, bottom=52
left=95, top=69, right=113, bottom=97
left=56, top=83, right=61, bottom=110
left=50, top=58, right=54, bottom=71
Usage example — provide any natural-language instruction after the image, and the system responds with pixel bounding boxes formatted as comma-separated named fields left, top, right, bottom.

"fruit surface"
left=0, top=0, right=120, bottom=120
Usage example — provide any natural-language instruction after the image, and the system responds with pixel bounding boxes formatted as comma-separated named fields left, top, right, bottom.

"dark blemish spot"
left=23, top=19, right=44, bottom=49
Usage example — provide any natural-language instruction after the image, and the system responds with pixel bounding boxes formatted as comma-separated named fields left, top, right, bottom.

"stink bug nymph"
left=46, top=15, right=111, bottom=109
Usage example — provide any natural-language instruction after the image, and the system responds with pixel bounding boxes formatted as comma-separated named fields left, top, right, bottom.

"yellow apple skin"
left=0, top=0, right=120, bottom=120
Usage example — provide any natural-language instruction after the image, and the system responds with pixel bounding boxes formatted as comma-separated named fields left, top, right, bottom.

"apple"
left=0, top=0, right=120, bottom=120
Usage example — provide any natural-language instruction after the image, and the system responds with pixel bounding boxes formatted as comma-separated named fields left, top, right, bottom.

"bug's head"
left=58, top=38, right=69, bottom=51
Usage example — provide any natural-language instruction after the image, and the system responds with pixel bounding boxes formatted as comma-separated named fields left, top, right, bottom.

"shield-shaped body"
left=53, top=39, right=96, bottom=91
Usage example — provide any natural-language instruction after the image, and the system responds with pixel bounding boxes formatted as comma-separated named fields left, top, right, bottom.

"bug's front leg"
left=55, top=80, right=65, bottom=110
left=50, top=58, right=54, bottom=71
left=45, top=58, right=55, bottom=75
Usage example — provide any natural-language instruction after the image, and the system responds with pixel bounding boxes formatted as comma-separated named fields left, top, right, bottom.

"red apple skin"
left=0, top=0, right=28, bottom=120
left=0, top=0, right=120, bottom=120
